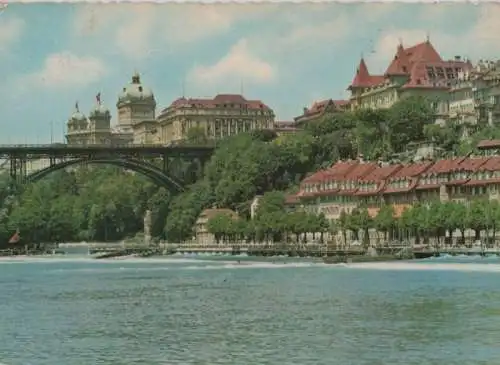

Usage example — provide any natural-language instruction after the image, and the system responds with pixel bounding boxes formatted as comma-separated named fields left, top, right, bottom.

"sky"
left=0, top=1, right=499, bottom=143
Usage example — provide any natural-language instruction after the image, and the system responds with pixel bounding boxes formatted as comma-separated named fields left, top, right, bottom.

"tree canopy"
left=0, top=95, right=477, bottom=247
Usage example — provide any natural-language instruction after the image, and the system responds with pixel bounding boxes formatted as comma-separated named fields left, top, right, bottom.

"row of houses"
left=292, top=141, right=500, bottom=222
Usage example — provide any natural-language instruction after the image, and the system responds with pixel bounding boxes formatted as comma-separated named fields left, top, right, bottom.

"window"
left=445, top=68, right=455, bottom=79
left=138, top=86, right=143, bottom=92
left=436, top=67, right=445, bottom=78
left=426, top=67, right=436, bottom=79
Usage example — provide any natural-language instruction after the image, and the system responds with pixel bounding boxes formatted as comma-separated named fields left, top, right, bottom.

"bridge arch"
left=26, top=158, right=185, bottom=193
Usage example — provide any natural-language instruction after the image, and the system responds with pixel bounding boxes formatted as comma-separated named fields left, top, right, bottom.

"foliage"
left=206, top=191, right=329, bottom=244
left=0, top=95, right=446, bottom=247
left=341, top=199, right=500, bottom=245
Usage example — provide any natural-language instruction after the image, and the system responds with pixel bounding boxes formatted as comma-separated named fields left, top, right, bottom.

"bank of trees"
left=206, top=191, right=330, bottom=244
left=0, top=168, right=173, bottom=248
left=339, top=199, right=500, bottom=247
left=0, top=95, right=493, bottom=246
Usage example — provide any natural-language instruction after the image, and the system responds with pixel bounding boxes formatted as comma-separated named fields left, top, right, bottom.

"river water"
left=1, top=254, right=500, bottom=365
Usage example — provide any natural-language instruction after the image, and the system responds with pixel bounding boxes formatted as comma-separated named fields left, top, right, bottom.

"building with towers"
left=64, top=72, right=274, bottom=146
left=116, top=72, right=158, bottom=144
left=348, top=38, right=472, bottom=112
left=65, top=72, right=157, bottom=146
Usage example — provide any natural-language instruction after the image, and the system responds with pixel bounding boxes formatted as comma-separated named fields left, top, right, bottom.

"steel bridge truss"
left=0, top=144, right=214, bottom=193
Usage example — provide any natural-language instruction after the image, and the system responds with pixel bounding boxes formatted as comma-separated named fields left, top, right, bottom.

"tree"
left=374, top=204, right=396, bottom=242
left=387, top=96, right=434, bottom=152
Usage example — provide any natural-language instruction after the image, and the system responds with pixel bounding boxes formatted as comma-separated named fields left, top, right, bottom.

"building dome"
left=68, top=102, right=88, bottom=129
left=89, top=103, right=111, bottom=119
left=117, top=72, right=155, bottom=106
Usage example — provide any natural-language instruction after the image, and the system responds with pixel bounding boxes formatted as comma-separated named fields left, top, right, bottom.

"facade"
left=66, top=73, right=157, bottom=145
left=294, top=99, right=349, bottom=126
left=156, top=94, right=275, bottom=144
left=471, top=60, right=500, bottom=126
left=348, top=39, right=472, bottom=112
left=295, top=155, right=500, bottom=223
left=441, top=60, right=500, bottom=134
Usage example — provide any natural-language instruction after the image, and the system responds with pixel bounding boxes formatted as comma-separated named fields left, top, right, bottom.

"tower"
left=88, top=93, right=112, bottom=144
left=66, top=101, right=89, bottom=145
left=116, top=72, right=156, bottom=133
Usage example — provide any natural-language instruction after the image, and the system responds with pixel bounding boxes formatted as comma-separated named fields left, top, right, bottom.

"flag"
left=96, top=92, right=101, bottom=105
left=75, top=101, right=79, bottom=111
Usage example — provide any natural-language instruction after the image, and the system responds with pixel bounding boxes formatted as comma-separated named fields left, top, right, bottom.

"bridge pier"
left=9, top=155, right=27, bottom=184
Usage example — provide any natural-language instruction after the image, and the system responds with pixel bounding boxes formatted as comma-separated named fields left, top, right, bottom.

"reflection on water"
left=1, top=255, right=500, bottom=365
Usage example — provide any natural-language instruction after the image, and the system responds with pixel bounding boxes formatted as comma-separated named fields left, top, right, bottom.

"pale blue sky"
left=0, top=2, right=497, bottom=143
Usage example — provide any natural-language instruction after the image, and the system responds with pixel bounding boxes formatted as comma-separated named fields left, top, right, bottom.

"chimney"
left=303, top=107, right=308, bottom=114
left=455, top=55, right=461, bottom=61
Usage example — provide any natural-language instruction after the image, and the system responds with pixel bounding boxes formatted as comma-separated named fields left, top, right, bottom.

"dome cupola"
left=89, top=92, right=111, bottom=119
left=68, top=101, right=88, bottom=130
left=117, top=71, right=156, bottom=107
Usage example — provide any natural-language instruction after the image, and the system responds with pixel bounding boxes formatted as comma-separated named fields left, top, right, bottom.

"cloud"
left=72, top=4, right=279, bottom=61
left=21, top=52, right=107, bottom=89
left=187, top=39, right=275, bottom=88
left=0, top=17, right=25, bottom=52
left=365, top=4, right=500, bottom=74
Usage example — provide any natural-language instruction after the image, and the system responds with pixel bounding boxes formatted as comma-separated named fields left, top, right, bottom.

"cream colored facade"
left=65, top=75, right=275, bottom=146
left=66, top=73, right=157, bottom=146
left=156, top=94, right=275, bottom=144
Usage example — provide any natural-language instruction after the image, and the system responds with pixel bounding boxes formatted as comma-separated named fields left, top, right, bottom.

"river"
left=1, top=254, right=500, bottom=364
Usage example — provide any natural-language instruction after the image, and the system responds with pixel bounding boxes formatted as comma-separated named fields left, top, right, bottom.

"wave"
left=46, top=260, right=329, bottom=274
left=0, top=256, right=221, bottom=265
left=345, top=261, right=500, bottom=273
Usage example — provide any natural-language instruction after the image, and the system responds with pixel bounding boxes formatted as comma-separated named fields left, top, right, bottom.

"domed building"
left=87, top=96, right=113, bottom=144
left=116, top=72, right=158, bottom=144
left=66, top=102, right=91, bottom=145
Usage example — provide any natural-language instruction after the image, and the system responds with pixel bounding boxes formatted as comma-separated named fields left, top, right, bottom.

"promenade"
left=85, top=242, right=500, bottom=259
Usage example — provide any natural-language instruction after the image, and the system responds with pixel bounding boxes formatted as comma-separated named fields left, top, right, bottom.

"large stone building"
left=156, top=94, right=275, bottom=144
left=66, top=72, right=157, bottom=145
left=65, top=73, right=274, bottom=146
left=294, top=154, right=500, bottom=224
left=348, top=39, right=472, bottom=112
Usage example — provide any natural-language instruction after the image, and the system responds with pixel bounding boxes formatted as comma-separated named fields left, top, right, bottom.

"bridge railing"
left=0, top=142, right=216, bottom=149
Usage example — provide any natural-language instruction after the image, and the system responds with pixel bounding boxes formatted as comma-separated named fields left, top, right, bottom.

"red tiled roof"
left=477, top=139, right=500, bottom=149
left=464, top=157, right=500, bottom=186
left=422, top=157, right=467, bottom=175
left=385, top=43, right=410, bottom=76
left=383, top=161, right=434, bottom=194
left=350, top=40, right=472, bottom=91
left=349, top=58, right=385, bottom=89
left=356, top=164, right=402, bottom=196
left=387, top=161, right=434, bottom=180
left=344, top=162, right=378, bottom=180
left=359, top=164, right=403, bottom=182
left=456, top=157, right=490, bottom=172
left=477, top=156, right=500, bottom=171
left=164, top=94, right=271, bottom=112
left=295, top=99, right=350, bottom=122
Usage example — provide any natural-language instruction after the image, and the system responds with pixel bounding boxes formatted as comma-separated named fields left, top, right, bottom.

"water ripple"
left=1, top=257, right=500, bottom=364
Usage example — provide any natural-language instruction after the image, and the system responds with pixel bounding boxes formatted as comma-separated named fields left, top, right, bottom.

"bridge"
left=0, top=144, right=215, bottom=193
